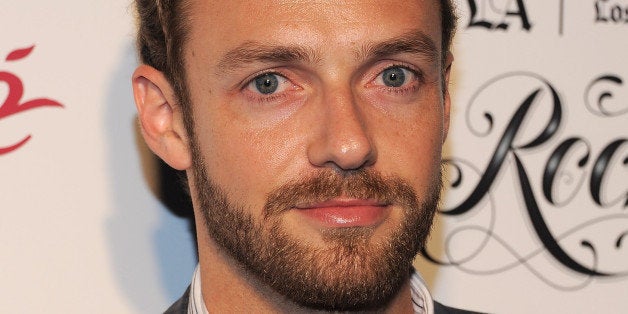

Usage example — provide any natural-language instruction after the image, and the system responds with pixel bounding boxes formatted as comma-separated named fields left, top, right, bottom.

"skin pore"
left=133, top=0, right=452, bottom=313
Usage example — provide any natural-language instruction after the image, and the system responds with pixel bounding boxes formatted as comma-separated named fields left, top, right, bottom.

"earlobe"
left=132, top=65, right=192, bottom=170
left=442, top=52, right=453, bottom=143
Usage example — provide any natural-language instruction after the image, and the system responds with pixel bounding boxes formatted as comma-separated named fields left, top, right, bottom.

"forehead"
left=184, top=0, right=442, bottom=60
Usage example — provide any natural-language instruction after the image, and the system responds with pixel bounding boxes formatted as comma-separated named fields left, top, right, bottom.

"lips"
left=294, top=198, right=391, bottom=228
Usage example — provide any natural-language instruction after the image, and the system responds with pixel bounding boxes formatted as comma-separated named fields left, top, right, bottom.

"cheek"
left=373, top=100, right=445, bottom=188
left=192, top=107, right=307, bottom=212
left=391, top=125, right=443, bottom=170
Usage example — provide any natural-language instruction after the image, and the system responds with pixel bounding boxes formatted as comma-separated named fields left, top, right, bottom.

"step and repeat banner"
left=1, top=1, right=626, bottom=313
left=415, top=1, right=628, bottom=312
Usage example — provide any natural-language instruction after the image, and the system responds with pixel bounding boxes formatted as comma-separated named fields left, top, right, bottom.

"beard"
left=191, top=142, right=441, bottom=311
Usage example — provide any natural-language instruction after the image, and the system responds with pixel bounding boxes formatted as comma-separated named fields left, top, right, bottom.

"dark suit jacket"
left=164, top=286, right=190, bottom=314
left=164, top=286, right=483, bottom=314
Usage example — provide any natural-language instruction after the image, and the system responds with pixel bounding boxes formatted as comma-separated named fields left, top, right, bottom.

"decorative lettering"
left=423, top=72, right=628, bottom=289
left=584, top=74, right=628, bottom=117
left=0, top=45, right=64, bottom=155
left=595, top=0, right=628, bottom=23
left=467, top=0, right=532, bottom=31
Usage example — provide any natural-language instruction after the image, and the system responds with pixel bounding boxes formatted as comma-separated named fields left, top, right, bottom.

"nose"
left=307, top=87, right=376, bottom=171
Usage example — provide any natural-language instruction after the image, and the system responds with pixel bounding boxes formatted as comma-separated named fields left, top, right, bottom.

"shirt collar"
left=188, top=266, right=209, bottom=314
left=410, top=268, right=434, bottom=314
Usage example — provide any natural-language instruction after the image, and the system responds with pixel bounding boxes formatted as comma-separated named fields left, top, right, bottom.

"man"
left=132, top=0, right=475, bottom=313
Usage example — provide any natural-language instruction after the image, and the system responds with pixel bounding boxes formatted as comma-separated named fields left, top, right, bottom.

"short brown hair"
left=135, top=0, right=457, bottom=124
left=135, top=0, right=194, bottom=131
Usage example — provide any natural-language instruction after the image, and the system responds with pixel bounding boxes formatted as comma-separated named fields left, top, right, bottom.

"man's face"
left=183, top=0, right=449, bottom=310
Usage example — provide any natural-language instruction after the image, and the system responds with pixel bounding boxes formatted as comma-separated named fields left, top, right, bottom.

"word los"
left=596, top=0, right=628, bottom=23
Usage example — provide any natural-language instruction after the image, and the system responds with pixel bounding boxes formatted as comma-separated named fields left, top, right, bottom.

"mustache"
left=263, top=169, right=422, bottom=219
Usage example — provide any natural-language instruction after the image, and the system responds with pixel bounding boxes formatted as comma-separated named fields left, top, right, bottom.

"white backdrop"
left=1, top=1, right=626, bottom=313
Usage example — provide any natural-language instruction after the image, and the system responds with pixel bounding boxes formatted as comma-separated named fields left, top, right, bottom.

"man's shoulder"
left=164, top=286, right=190, bottom=314
left=434, top=300, right=485, bottom=314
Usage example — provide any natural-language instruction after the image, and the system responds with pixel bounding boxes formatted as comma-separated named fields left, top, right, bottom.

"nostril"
left=307, top=130, right=377, bottom=171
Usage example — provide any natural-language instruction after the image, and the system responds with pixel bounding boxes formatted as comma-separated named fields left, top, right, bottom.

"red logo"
left=0, top=45, right=64, bottom=155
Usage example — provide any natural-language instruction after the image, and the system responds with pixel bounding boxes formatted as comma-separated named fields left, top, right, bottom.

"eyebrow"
left=357, top=30, right=439, bottom=64
left=216, top=42, right=319, bottom=74
left=215, top=29, right=439, bottom=74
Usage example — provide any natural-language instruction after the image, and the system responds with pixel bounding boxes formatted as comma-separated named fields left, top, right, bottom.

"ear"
left=442, top=51, right=453, bottom=143
left=132, top=64, right=192, bottom=170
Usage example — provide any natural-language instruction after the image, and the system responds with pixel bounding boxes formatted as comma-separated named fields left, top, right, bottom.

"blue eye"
left=381, top=67, right=407, bottom=87
left=254, top=73, right=280, bottom=94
